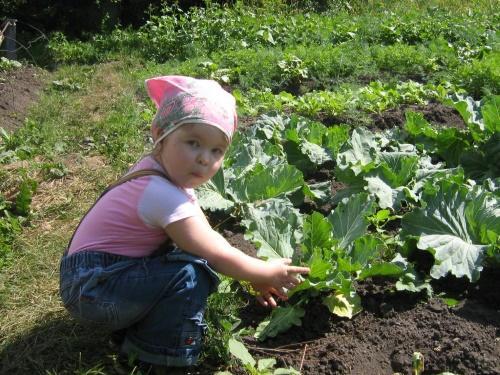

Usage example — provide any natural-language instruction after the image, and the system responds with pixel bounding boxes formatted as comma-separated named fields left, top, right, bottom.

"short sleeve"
left=137, top=176, right=200, bottom=229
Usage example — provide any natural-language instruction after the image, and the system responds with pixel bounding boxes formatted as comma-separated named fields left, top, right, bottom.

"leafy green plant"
left=200, top=103, right=498, bottom=341
left=405, top=94, right=499, bottom=179
left=235, top=79, right=456, bottom=121
left=332, top=126, right=436, bottom=209
left=356, top=80, right=441, bottom=113
left=216, top=337, right=300, bottom=375
left=203, top=278, right=247, bottom=364
left=0, top=205, right=23, bottom=269
left=48, top=32, right=105, bottom=64
left=13, top=178, right=37, bottom=217
left=294, top=90, right=352, bottom=117
left=41, top=161, right=68, bottom=180
left=371, top=43, right=439, bottom=79
left=51, top=78, right=82, bottom=91
left=455, top=51, right=500, bottom=99
left=215, top=47, right=290, bottom=92
left=401, top=179, right=499, bottom=282
left=412, top=352, right=424, bottom=375
left=277, top=54, right=309, bottom=91
left=0, top=178, right=36, bottom=269
left=197, top=61, right=233, bottom=84
left=367, top=209, right=402, bottom=240
left=0, top=127, right=22, bottom=156
left=249, top=192, right=413, bottom=340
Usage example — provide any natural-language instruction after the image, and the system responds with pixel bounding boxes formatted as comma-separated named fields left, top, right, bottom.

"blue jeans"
left=59, top=248, right=220, bottom=367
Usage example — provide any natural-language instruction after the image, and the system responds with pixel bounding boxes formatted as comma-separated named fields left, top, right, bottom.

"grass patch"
left=0, top=61, right=137, bottom=373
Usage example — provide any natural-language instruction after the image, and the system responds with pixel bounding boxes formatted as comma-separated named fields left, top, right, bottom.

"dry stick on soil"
left=275, top=339, right=317, bottom=349
left=243, top=339, right=318, bottom=357
left=246, top=346, right=299, bottom=355
left=212, top=215, right=233, bottom=230
left=299, top=344, right=308, bottom=372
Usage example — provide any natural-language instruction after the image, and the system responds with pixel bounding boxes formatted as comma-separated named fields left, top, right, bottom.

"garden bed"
left=215, top=207, right=499, bottom=375
left=207, top=99, right=499, bottom=375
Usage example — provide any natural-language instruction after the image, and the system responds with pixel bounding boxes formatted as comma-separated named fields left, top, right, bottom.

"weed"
left=40, top=161, right=68, bottom=180
left=203, top=278, right=247, bottom=365
left=0, top=57, right=22, bottom=71
left=455, top=51, right=500, bottom=99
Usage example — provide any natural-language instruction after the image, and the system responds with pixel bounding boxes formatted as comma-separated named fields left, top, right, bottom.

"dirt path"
left=0, top=65, right=48, bottom=132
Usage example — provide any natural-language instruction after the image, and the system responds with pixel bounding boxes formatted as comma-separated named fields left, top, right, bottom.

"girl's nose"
left=197, top=151, right=209, bottom=166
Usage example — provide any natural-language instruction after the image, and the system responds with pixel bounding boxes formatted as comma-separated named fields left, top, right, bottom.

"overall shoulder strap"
left=64, top=168, right=169, bottom=254
left=103, top=169, right=168, bottom=193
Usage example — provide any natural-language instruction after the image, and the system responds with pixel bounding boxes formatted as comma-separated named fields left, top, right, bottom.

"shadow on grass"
left=0, top=313, right=122, bottom=374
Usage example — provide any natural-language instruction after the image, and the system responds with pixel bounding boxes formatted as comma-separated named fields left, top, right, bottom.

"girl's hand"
left=255, top=258, right=309, bottom=307
left=251, top=282, right=287, bottom=308
left=267, top=258, right=310, bottom=290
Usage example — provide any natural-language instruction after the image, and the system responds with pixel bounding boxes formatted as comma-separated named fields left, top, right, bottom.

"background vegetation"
left=0, top=0, right=498, bottom=374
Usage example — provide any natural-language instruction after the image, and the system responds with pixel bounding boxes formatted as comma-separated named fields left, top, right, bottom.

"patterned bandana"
left=145, top=75, right=238, bottom=147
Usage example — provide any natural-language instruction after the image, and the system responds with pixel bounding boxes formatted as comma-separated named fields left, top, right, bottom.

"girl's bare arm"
left=164, top=215, right=309, bottom=290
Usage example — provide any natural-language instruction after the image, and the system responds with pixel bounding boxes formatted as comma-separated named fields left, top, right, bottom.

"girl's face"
left=154, top=124, right=229, bottom=188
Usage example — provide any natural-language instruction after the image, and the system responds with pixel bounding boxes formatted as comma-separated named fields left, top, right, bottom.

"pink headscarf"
left=145, top=75, right=238, bottom=147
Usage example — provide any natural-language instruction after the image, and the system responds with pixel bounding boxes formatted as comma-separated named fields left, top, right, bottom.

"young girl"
left=59, top=75, right=310, bottom=369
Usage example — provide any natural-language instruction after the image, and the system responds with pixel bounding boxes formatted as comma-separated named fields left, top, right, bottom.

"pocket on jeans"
left=176, top=310, right=207, bottom=350
left=70, top=297, right=119, bottom=325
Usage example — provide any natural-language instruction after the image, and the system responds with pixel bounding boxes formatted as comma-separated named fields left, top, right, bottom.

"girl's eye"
left=212, top=148, right=224, bottom=156
left=188, top=140, right=200, bottom=147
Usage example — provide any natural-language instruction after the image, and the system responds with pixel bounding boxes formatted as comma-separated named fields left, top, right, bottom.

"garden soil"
left=2, top=68, right=499, bottom=375
left=221, top=220, right=500, bottom=375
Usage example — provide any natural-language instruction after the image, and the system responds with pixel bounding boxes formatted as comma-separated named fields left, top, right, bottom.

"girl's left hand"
left=251, top=282, right=288, bottom=308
